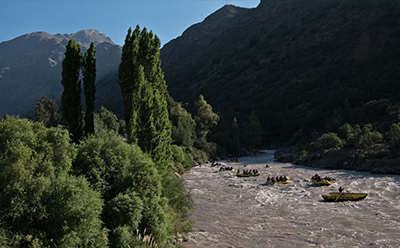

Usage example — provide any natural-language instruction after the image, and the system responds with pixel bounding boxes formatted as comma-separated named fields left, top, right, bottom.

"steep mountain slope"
left=0, top=30, right=122, bottom=117
left=160, top=0, right=400, bottom=143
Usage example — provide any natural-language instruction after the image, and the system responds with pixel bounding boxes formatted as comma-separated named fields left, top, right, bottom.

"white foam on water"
left=183, top=152, right=400, bottom=247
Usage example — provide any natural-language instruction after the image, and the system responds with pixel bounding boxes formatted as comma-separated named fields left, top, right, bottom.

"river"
left=182, top=151, right=400, bottom=247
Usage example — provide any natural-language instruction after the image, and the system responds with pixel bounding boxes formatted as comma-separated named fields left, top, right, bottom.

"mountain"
left=0, top=30, right=122, bottom=118
left=160, top=0, right=400, bottom=144
left=2, top=0, right=400, bottom=147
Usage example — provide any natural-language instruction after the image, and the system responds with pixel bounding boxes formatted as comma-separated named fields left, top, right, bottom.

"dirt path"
left=182, top=151, right=400, bottom=247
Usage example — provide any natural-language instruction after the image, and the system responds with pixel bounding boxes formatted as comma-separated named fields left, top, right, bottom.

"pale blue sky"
left=1, top=0, right=260, bottom=47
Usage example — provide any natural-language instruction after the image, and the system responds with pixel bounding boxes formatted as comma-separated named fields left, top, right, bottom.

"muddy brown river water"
left=182, top=151, right=400, bottom=247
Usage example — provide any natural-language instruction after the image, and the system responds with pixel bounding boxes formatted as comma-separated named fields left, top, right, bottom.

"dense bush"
left=310, top=132, right=344, bottom=151
left=341, top=123, right=383, bottom=149
left=386, top=122, right=400, bottom=153
left=73, top=130, right=171, bottom=244
left=0, top=117, right=107, bottom=247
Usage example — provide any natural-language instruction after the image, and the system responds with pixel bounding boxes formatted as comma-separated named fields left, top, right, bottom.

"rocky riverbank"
left=275, top=146, right=400, bottom=175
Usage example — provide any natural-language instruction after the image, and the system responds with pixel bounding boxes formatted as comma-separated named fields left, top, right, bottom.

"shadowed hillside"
left=160, top=0, right=400, bottom=145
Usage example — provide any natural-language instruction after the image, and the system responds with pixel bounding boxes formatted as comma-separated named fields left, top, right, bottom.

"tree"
left=316, top=132, right=344, bottom=150
left=118, top=27, right=193, bottom=242
left=61, top=39, right=83, bottom=143
left=194, top=95, right=220, bottom=155
left=169, top=102, right=196, bottom=149
left=94, top=106, right=120, bottom=134
left=118, top=26, right=140, bottom=144
left=33, top=96, right=61, bottom=127
left=241, top=111, right=264, bottom=151
left=0, top=117, right=107, bottom=247
left=150, top=88, right=173, bottom=167
left=387, top=123, right=400, bottom=149
left=83, top=42, right=96, bottom=135
left=134, top=66, right=153, bottom=152
left=119, top=26, right=173, bottom=168
left=231, top=117, right=241, bottom=154
left=73, top=130, right=171, bottom=244
left=341, top=123, right=383, bottom=149
left=43, top=175, right=108, bottom=248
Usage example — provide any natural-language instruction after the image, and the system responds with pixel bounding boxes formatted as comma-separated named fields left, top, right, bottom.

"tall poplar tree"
left=119, top=26, right=140, bottom=143
left=61, top=39, right=83, bottom=143
left=119, top=27, right=195, bottom=241
left=83, top=42, right=96, bottom=135
left=119, top=26, right=172, bottom=169
left=138, top=29, right=172, bottom=168
left=136, top=68, right=155, bottom=154
left=151, top=88, right=172, bottom=167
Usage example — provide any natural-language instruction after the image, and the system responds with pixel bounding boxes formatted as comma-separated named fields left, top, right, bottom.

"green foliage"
left=104, top=190, right=143, bottom=231
left=160, top=173, right=194, bottom=222
left=118, top=26, right=141, bottom=144
left=0, top=117, right=107, bottom=247
left=43, top=175, right=108, bottom=248
left=208, top=113, right=242, bottom=156
left=73, top=131, right=171, bottom=244
left=161, top=0, right=400, bottom=147
left=169, top=103, right=196, bottom=149
left=118, top=119, right=127, bottom=137
left=83, top=42, right=97, bottom=135
left=118, top=26, right=195, bottom=243
left=313, top=132, right=344, bottom=150
left=150, top=88, right=173, bottom=168
left=194, top=95, right=219, bottom=157
left=171, top=145, right=195, bottom=173
left=33, top=96, right=61, bottom=127
left=111, top=228, right=158, bottom=248
left=119, top=26, right=173, bottom=171
left=136, top=67, right=156, bottom=155
left=0, top=112, right=194, bottom=246
left=94, top=106, right=120, bottom=134
left=61, top=39, right=83, bottom=143
left=341, top=123, right=383, bottom=149
left=194, top=95, right=220, bottom=139
left=241, top=111, right=264, bottom=151
left=386, top=122, right=400, bottom=150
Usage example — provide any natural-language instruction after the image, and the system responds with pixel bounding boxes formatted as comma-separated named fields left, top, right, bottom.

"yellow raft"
left=321, top=192, right=368, bottom=202
left=219, top=169, right=235, bottom=172
left=266, top=179, right=291, bottom=184
left=310, top=179, right=336, bottom=186
left=236, top=172, right=260, bottom=177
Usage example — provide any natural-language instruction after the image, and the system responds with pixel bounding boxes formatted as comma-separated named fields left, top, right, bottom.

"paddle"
left=335, top=187, right=345, bottom=202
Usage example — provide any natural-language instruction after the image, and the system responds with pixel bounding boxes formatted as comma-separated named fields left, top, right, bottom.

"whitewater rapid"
left=183, top=151, right=400, bottom=247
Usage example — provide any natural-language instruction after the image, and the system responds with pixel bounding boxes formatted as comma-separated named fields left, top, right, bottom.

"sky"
left=1, top=0, right=260, bottom=48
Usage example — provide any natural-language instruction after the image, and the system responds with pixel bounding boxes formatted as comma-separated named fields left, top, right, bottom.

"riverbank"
left=274, top=146, right=400, bottom=175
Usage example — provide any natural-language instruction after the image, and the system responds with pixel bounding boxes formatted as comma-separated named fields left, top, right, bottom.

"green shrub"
left=0, top=117, right=107, bottom=247
left=316, top=132, right=344, bottom=149
left=73, top=130, right=171, bottom=244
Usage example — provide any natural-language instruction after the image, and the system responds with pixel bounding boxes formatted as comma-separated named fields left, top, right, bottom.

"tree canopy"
left=61, top=39, right=83, bottom=143
left=83, top=42, right=97, bottom=135
left=0, top=116, right=107, bottom=247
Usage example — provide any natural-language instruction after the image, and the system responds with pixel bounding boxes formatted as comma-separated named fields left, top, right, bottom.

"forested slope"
left=160, top=0, right=400, bottom=145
